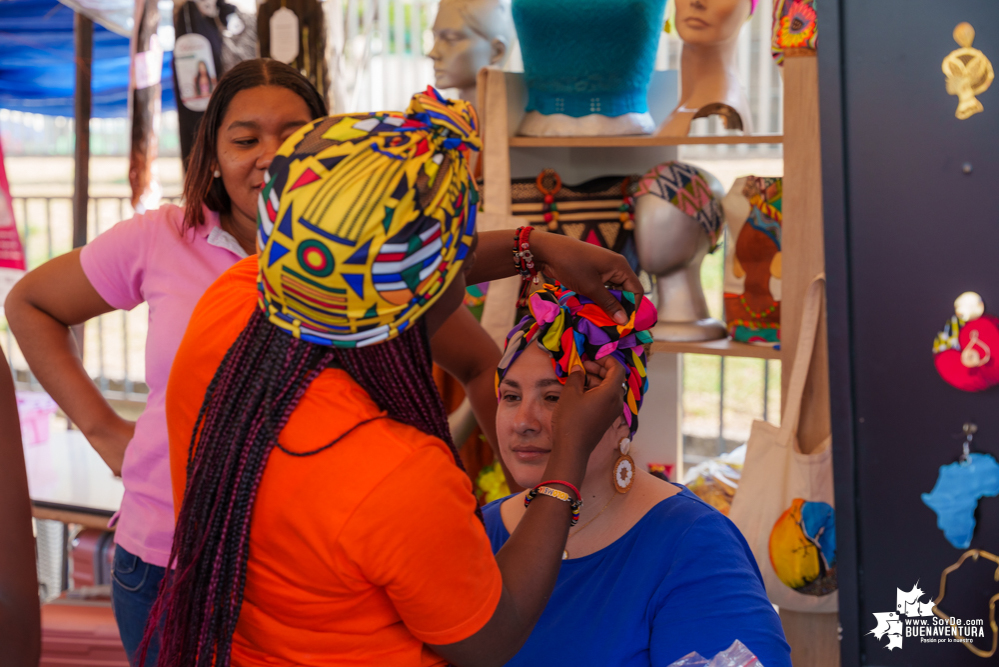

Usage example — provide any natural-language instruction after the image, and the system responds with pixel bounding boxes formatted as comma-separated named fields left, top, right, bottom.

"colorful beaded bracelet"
left=524, top=485, right=583, bottom=526
left=513, top=226, right=539, bottom=282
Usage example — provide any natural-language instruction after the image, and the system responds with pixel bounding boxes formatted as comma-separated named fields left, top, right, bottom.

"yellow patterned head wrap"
left=256, top=88, right=480, bottom=347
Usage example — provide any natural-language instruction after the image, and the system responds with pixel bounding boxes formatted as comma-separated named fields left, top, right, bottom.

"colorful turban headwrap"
left=256, top=88, right=480, bottom=347
left=636, top=161, right=725, bottom=252
left=496, top=284, right=658, bottom=438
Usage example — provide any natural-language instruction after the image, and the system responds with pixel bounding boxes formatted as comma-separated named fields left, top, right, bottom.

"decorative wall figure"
left=932, top=291, right=999, bottom=392
left=634, top=161, right=726, bottom=341
left=658, top=0, right=755, bottom=136
left=722, top=176, right=782, bottom=344
left=428, top=0, right=516, bottom=109
left=512, top=0, right=668, bottom=136
left=943, top=22, right=994, bottom=120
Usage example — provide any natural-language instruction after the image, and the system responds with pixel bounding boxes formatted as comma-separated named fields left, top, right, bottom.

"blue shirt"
left=483, top=486, right=792, bottom=667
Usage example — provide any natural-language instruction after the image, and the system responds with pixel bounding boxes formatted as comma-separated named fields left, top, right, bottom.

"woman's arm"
left=5, top=249, right=135, bottom=475
left=430, top=306, right=501, bottom=452
left=0, top=355, right=40, bottom=666
left=466, top=229, right=644, bottom=326
left=428, top=359, right=627, bottom=667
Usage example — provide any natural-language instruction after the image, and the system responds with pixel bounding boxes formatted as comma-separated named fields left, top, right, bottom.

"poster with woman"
left=174, top=32, right=218, bottom=111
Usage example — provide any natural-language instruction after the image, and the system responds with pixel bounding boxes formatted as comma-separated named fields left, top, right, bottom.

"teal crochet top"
left=513, top=0, right=668, bottom=118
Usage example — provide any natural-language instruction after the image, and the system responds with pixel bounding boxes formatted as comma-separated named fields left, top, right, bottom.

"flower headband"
left=496, top=283, right=658, bottom=437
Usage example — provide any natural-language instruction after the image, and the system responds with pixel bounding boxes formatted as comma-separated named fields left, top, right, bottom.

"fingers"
left=563, top=364, right=586, bottom=395
left=601, top=258, right=644, bottom=297
left=588, top=283, right=631, bottom=326
left=582, top=360, right=605, bottom=377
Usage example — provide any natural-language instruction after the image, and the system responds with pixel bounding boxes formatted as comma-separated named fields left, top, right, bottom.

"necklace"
left=563, top=494, right=616, bottom=560
left=739, top=293, right=778, bottom=320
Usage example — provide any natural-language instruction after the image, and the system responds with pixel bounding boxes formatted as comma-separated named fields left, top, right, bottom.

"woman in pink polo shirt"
left=6, top=59, right=328, bottom=663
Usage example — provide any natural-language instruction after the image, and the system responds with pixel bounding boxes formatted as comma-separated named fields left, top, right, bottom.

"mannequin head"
left=674, top=0, right=754, bottom=45
left=429, top=0, right=515, bottom=96
left=633, top=162, right=726, bottom=339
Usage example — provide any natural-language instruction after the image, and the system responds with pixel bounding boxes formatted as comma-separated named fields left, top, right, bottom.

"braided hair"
left=138, top=310, right=459, bottom=667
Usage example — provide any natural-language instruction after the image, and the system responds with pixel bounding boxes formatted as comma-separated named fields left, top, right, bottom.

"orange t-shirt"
left=166, top=257, right=502, bottom=666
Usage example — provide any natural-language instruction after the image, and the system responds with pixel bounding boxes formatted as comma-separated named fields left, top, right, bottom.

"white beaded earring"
left=213, top=169, right=221, bottom=178
left=613, top=437, right=634, bottom=493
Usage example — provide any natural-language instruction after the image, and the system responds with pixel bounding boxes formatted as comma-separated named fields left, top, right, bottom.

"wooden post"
left=477, top=68, right=522, bottom=349
left=73, top=12, right=92, bottom=250
left=778, top=53, right=839, bottom=667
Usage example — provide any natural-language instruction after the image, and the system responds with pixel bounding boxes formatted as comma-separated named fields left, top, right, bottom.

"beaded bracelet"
left=524, top=485, right=583, bottom=526
left=513, top=226, right=539, bottom=282
left=538, top=479, right=581, bottom=501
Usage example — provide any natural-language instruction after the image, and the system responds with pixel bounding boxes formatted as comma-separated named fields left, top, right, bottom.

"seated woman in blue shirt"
left=484, top=283, right=792, bottom=667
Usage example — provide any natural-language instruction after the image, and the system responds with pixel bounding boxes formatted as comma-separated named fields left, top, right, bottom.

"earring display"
left=932, top=292, right=999, bottom=392
left=933, top=549, right=999, bottom=658
left=613, top=437, right=635, bottom=494
left=921, top=424, right=999, bottom=549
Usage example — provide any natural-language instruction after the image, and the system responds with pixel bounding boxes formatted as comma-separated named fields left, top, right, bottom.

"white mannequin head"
left=674, top=0, right=753, bottom=45
left=429, top=0, right=515, bottom=98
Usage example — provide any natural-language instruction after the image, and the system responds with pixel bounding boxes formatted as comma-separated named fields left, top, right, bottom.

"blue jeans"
left=111, top=545, right=165, bottom=667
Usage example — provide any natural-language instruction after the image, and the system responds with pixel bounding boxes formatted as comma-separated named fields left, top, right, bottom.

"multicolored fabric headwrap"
left=256, top=87, right=480, bottom=347
left=496, top=283, right=658, bottom=438
left=636, top=161, right=725, bottom=252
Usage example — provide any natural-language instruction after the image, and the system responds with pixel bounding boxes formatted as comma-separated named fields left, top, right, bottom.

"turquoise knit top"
left=512, top=0, right=668, bottom=118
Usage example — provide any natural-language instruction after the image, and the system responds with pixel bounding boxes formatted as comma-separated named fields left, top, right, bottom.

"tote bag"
left=729, top=274, right=837, bottom=613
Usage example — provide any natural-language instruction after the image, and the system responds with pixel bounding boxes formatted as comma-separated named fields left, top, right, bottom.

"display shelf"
left=650, top=338, right=781, bottom=360
left=508, top=134, right=783, bottom=148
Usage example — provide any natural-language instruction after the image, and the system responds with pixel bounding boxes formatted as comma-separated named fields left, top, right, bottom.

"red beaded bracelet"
left=538, top=479, right=581, bottom=501
left=513, top=226, right=539, bottom=282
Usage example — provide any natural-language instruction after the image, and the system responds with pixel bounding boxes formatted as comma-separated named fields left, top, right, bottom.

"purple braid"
left=138, top=310, right=461, bottom=667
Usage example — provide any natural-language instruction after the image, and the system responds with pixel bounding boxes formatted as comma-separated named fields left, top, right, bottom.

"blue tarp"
left=0, top=0, right=174, bottom=117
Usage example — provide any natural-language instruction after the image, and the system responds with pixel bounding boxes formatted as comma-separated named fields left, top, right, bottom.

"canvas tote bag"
left=729, top=274, right=837, bottom=613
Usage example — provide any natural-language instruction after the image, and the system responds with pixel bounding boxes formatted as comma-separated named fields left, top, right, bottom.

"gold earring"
left=613, top=437, right=634, bottom=494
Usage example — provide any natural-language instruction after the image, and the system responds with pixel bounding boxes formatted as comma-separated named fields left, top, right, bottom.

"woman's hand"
left=530, top=232, right=644, bottom=326
left=548, top=357, right=627, bottom=479
left=462, top=229, right=644, bottom=326
left=85, top=416, right=135, bottom=477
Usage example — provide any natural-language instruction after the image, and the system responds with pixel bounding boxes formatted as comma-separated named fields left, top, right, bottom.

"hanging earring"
left=613, top=437, right=635, bottom=494
left=213, top=169, right=221, bottom=178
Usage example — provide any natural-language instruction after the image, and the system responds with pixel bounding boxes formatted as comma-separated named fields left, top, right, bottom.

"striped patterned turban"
left=636, top=161, right=725, bottom=252
left=256, top=88, right=480, bottom=347
left=496, top=283, right=658, bottom=437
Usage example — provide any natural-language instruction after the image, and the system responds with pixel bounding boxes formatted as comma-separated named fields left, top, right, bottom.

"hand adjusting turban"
left=256, top=87, right=480, bottom=347
left=496, top=283, right=658, bottom=437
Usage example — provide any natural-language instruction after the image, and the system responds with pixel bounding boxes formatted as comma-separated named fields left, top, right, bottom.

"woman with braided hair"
left=150, top=88, right=642, bottom=667
left=486, top=283, right=790, bottom=666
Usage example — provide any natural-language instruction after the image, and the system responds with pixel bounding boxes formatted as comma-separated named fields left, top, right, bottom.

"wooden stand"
left=778, top=53, right=839, bottom=667
left=477, top=62, right=835, bottom=665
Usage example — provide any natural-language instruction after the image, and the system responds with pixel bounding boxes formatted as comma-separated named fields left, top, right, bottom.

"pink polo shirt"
left=80, top=204, right=247, bottom=567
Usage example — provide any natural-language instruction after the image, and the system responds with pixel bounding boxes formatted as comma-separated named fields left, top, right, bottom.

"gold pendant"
left=613, top=454, right=635, bottom=493
left=943, top=23, right=994, bottom=120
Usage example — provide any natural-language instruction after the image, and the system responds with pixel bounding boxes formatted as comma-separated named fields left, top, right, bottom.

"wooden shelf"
left=508, top=134, right=784, bottom=148
left=650, top=338, right=781, bottom=360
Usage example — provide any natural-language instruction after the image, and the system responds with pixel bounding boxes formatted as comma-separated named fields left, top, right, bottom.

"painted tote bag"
left=729, top=274, right=837, bottom=613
